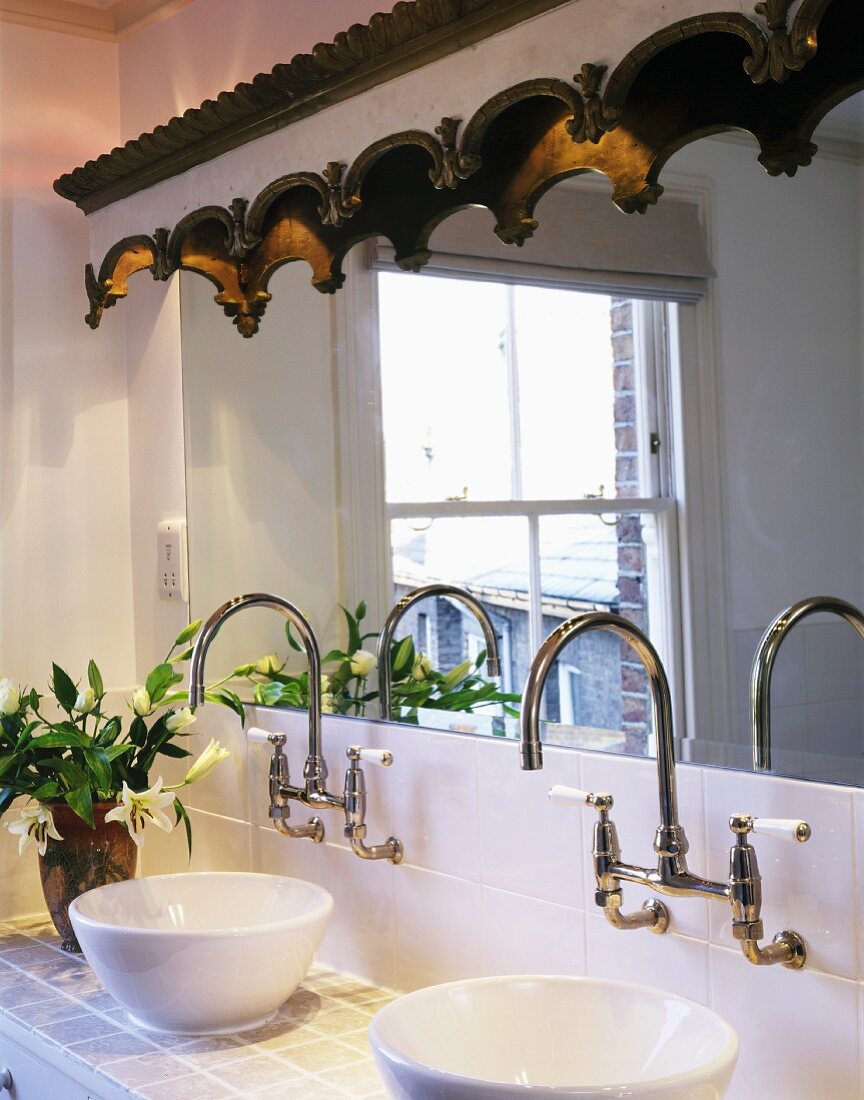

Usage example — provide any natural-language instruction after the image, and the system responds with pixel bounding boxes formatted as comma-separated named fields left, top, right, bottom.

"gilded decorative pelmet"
left=66, top=0, right=861, bottom=339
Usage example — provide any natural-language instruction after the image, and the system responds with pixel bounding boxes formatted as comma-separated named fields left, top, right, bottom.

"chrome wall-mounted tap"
left=521, top=611, right=810, bottom=969
left=248, top=729, right=403, bottom=863
left=751, top=595, right=864, bottom=772
left=190, top=592, right=402, bottom=860
left=377, top=583, right=501, bottom=721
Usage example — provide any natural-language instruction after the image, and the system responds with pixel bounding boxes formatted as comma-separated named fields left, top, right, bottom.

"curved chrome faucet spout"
left=520, top=611, right=680, bottom=843
left=751, top=595, right=864, bottom=772
left=189, top=593, right=327, bottom=789
left=376, top=583, right=501, bottom=722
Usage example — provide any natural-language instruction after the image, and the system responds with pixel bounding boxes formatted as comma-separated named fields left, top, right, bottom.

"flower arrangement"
left=0, top=620, right=242, bottom=856
left=238, top=600, right=521, bottom=722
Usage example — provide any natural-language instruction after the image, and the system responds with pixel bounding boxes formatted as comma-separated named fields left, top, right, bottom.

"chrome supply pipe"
left=377, top=583, right=501, bottom=721
left=188, top=592, right=328, bottom=794
left=751, top=595, right=864, bottom=772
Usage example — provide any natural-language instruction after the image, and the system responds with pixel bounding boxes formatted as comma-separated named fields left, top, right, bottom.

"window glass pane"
left=378, top=273, right=513, bottom=501
left=515, top=287, right=616, bottom=500
left=537, top=512, right=655, bottom=755
left=390, top=516, right=528, bottom=707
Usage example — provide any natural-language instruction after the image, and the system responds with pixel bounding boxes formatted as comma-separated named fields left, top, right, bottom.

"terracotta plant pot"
left=38, top=802, right=137, bottom=952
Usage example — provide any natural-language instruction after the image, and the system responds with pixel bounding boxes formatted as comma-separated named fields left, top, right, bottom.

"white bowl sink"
left=69, top=871, right=333, bottom=1035
left=369, top=975, right=738, bottom=1099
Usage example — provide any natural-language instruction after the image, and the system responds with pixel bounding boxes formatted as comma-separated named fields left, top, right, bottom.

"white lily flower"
left=165, top=707, right=196, bottom=733
left=254, top=654, right=282, bottom=675
left=349, top=649, right=377, bottom=678
left=105, top=779, right=175, bottom=847
left=0, top=679, right=20, bottom=717
left=182, top=739, right=230, bottom=785
left=411, top=653, right=433, bottom=681
left=131, top=686, right=151, bottom=717
left=74, top=688, right=96, bottom=715
left=5, top=804, right=62, bottom=857
left=321, top=692, right=335, bottom=714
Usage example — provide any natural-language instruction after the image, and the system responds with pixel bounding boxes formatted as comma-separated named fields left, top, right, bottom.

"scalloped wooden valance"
left=57, top=0, right=863, bottom=339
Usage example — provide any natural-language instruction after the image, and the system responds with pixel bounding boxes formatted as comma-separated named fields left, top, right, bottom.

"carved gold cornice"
left=53, top=0, right=578, bottom=213
left=70, top=0, right=863, bottom=338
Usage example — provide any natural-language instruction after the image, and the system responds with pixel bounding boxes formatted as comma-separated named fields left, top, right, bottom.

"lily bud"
left=165, top=707, right=196, bottom=733
left=0, top=679, right=20, bottom=717
left=183, top=739, right=230, bottom=785
left=254, top=654, right=282, bottom=675
left=73, top=688, right=96, bottom=715
left=349, top=649, right=377, bottom=678
left=132, top=686, right=151, bottom=717
left=411, top=653, right=433, bottom=681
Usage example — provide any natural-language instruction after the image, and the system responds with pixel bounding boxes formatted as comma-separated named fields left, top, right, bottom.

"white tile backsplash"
left=91, top=704, right=864, bottom=1099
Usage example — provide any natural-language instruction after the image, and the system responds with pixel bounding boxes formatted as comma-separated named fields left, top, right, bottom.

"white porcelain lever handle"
left=247, top=727, right=283, bottom=744
left=750, top=817, right=811, bottom=843
left=548, top=785, right=593, bottom=807
left=351, top=747, right=393, bottom=767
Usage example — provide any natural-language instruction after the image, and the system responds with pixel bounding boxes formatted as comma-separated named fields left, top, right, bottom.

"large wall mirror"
left=57, top=0, right=860, bottom=789
left=179, top=83, right=864, bottom=788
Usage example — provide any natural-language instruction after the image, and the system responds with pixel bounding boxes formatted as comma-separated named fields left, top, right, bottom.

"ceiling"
left=0, top=0, right=192, bottom=40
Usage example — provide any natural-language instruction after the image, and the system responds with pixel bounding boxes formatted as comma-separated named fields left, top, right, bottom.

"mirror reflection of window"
left=377, top=272, right=675, bottom=752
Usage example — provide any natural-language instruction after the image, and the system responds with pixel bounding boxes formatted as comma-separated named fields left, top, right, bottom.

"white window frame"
left=333, top=177, right=730, bottom=758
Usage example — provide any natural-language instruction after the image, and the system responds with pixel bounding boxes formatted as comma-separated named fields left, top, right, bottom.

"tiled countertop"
left=0, top=916, right=394, bottom=1099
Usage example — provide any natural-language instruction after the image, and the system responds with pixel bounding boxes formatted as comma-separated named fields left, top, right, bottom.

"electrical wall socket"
left=157, top=519, right=189, bottom=603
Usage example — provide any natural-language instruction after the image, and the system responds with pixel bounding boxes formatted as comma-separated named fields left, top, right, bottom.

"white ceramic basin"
left=369, top=975, right=738, bottom=1099
left=69, top=871, right=332, bottom=1035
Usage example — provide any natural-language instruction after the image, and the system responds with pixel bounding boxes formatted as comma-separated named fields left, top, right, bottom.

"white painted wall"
left=0, top=23, right=135, bottom=690
left=117, top=0, right=391, bottom=141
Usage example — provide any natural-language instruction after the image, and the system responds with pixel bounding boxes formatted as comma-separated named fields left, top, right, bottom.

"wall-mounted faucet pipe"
left=520, top=611, right=679, bottom=846
left=528, top=613, right=810, bottom=969
left=377, top=583, right=502, bottom=722
left=188, top=592, right=328, bottom=794
left=751, top=595, right=864, bottom=772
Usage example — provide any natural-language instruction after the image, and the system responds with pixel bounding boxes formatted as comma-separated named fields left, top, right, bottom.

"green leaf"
left=104, top=744, right=134, bottom=762
left=284, top=621, right=302, bottom=652
left=51, top=664, right=78, bottom=710
left=342, top=605, right=361, bottom=656
left=65, top=784, right=94, bottom=828
left=87, top=659, right=104, bottom=698
left=321, top=649, right=348, bottom=665
left=204, top=690, right=245, bottom=723
left=0, top=754, right=17, bottom=780
left=49, top=758, right=87, bottom=789
left=84, top=746, right=112, bottom=793
left=28, top=729, right=87, bottom=750
left=145, top=663, right=180, bottom=705
left=391, top=636, right=415, bottom=676
left=128, top=716, right=149, bottom=747
left=255, top=682, right=285, bottom=706
left=174, top=619, right=202, bottom=647
left=473, top=647, right=487, bottom=669
left=31, top=780, right=61, bottom=800
left=174, top=798, right=192, bottom=859
left=156, top=742, right=192, bottom=759
left=95, top=716, right=122, bottom=746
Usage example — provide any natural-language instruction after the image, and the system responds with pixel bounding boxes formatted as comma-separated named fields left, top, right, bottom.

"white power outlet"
left=157, top=519, right=189, bottom=603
